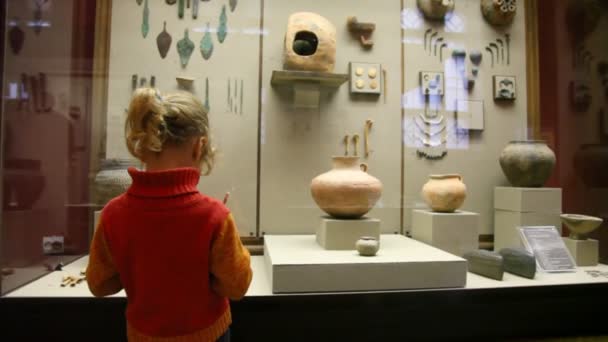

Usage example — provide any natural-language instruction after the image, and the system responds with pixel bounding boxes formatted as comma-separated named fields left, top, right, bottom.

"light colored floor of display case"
left=4, top=254, right=608, bottom=298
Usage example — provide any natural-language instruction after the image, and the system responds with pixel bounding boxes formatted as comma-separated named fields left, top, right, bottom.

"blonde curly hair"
left=124, top=88, right=215, bottom=175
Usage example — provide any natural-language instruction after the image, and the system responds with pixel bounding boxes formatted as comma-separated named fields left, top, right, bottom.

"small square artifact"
left=349, top=62, right=382, bottom=95
left=456, top=100, right=484, bottom=130
left=420, top=71, right=444, bottom=96
left=493, top=75, right=516, bottom=100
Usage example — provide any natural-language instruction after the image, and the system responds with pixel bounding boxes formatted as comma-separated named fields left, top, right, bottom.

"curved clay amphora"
left=421, top=174, right=467, bottom=212
left=499, top=140, right=556, bottom=187
left=310, top=156, right=383, bottom=219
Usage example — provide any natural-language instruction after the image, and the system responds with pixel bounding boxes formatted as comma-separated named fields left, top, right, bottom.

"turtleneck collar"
left=127, top=167, right=201, bottom=198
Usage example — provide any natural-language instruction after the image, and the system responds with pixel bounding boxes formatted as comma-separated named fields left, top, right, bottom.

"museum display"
left=480, top=0, right=516, bottom=26
left=561, top=214, right=603, bottom=241
left=200, top=24, right=214, bottom=60
left=217, top=5, right=228, bottom=43
left=417, top=0, right=455, bottom=21
left=355, top=236, right=380, bottom=256
left=364, top=119, right=373, bottom=158
left=464, top=250, right=504, bottom=280
left=156, top=22, right=172, bottom=59
left=499, top=140, right=556, bottom=187
left=93, top=159, right=134, bottom=206
left=177, top=29, right=195, bottom=67
left=499, top=248, right=536, bottom=279
left=421, top=174, right=467, bottom=212
left=284, top=12, right=336, bottom=72
left=310, top=156, right=383, bottom=219
left=142, top=0, right=150, bottom=38
left=192, top=0, right=199, bottom=19
left=346, top=16, right=375, bottom=48
left=493, top=76, right=516, bottom=100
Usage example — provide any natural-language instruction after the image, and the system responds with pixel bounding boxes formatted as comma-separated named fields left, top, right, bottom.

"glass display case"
left=1, top=0, right=608, bottom=339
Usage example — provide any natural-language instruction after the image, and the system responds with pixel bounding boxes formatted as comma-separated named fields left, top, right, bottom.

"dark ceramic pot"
left=573, top=144, right=608, bottom=188
left=3, top=159, right=45, bottom=210
left=93, top=159, right=134, bottom=206
left=499, top=140, right=556, bottom=187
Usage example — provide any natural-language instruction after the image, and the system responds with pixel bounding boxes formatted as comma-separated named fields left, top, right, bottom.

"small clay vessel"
left=311, top=156, right=383, bottom=219
left=417, top=0, right=455, bottom=21
left=499, top=140, right=556, bottom=187
left=480, top=0, right=517, bottom=26
left=356, top=237, right=380, bottom=256
left=421, top=174, right=466, bottom=212
left=560, top=214, right=603, bottom=240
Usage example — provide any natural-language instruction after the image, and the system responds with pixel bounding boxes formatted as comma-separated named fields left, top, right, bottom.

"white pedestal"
left=411, top=210, right=479, bottom=257
left=316, top=217, right=380, bottom=250
left=494, top=187, right=562, bottom=213
left=265, top=235, right=466, bottom=293
left=494, top=187, right=562, bottom=251
left=563, top=238, right=599, bottom=266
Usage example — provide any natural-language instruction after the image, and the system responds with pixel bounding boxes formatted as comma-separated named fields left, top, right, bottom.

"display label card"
left=519, top=226, right=576, bottom=273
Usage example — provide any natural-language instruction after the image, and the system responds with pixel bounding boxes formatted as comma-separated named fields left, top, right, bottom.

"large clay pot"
left=310, top=156, right=383, bottom=219
left=2, top=159, right=45, bottom=210
left=94, top=159, right=134, bottom=206
left=573, top=144, right=608, bottom=188
left=284, top=12, right=336, bottom=72
left=421, top=174, right=467, bottom=212
left=499, top=140, right=555, bottom=187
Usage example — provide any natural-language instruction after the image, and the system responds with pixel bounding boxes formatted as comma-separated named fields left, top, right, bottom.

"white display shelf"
left=5, top=255, right=608, bottom=298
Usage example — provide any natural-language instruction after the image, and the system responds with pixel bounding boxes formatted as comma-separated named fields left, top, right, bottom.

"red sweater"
left=87, top=167, right=252, bottom=341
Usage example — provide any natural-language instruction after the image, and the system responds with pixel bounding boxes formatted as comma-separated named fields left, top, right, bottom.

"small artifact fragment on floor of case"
left=284, top=12, right=336, bottom=72
left=480, top=0, right=517, bottom=26
left=464, top=250, right=504, bottom=281
left=200, top=23, right=214, bottom=60
left=156, top=22, right=172, bottom=59
left=217, top=5, right=228, bottom=43
left=356, top=237, right=380, bottom=256
left=499, top=248, right=536, bottom=279
left=417, top=0, right=455, bottom=21
left=493, top=75, right=516, bottom=100
left=142, top=0, right=150, bottom=38
left=346, top=16, right=375, bottom=48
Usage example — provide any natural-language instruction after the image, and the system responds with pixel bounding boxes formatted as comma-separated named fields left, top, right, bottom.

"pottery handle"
left=360, top=163, right=368, bottom=172
left=458, top=175, right=463, bottom=181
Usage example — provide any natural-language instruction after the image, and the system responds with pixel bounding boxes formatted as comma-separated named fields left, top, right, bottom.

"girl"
left=87, top=88, right=252, bottom=342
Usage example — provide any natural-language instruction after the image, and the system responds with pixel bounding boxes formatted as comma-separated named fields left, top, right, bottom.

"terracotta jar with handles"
left=421, top=174, right=467, bottom=212
left=310, top=156, right=383, bottom=219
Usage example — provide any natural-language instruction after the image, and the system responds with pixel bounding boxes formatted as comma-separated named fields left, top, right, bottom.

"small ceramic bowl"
left=560, top=214, right=603, bottom=240
left=356, top=236, right=379, bottom=256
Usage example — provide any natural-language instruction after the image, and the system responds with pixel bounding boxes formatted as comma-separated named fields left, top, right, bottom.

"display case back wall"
left=105, top=1, right=262, bottom=236
left=402, top=0, right=529, bottom=235
left=260, top=0, right=402, bottom=234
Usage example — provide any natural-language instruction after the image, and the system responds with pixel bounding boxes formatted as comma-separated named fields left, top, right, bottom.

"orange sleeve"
left=86, top=220, right=123, bottom=297
left=209, top=214, right=252, bottom=300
